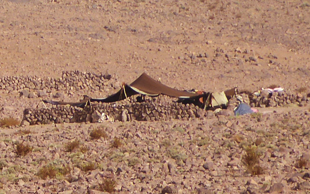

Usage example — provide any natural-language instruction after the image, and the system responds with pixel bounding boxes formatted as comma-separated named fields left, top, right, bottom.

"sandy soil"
left=0, top=0, right=310, bottom=193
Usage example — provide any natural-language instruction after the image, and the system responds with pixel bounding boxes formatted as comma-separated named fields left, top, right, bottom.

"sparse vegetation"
left=296, top=87, right=308, bottom=93
left=80, top=162, right=97, bottom=172
left=99, top=178, right=117, bottom=193
left=251, top=112, right=262, bottom=122
left=90, top=128, right=108, bottom=140
left=37, top=164, right=70, bottom=180
left=160, top=139, right=172, bottom=147
left=0, top=117, right=20, bottom=128
left=172, top=126, right=185, bottom=133
left=197, top=136, right=210, bottom=146
left=111, top=137, right=122, bottom=148
left=37, top=165, right=57, bottom=179
left=15, top=142, right=32, bottom=156
left=65, top=139, right=80, bottom=152
left=167, top=146, right=188, bottom=161
left=0, top=161, right=7, bottom=170
left=242, top=145, right=264, bottom=175
left=79, top=145, right=89, bottom=153
left=109, top=151, right=125, bottom=162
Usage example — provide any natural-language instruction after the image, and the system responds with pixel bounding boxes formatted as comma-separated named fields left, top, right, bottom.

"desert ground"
left=0, top=0, right=310, bottom=193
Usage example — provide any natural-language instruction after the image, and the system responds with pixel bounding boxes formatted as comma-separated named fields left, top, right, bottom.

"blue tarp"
left=234, top=103, right=254, bottom=116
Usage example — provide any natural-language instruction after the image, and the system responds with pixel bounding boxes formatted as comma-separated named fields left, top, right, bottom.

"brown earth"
left=0, top=0, right=310, bottom=193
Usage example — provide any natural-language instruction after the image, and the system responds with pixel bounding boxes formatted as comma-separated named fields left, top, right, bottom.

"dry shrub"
left=59, top=165, right=71, bottom=175
left=15, top=142, right=32, bottom=156
left=242, top=146, right=264, bottom=175
left=197, top=137, right=209, bottom=147
left=296, top=87, right=308, bottom=93
left=111, top=137, right=122, bottom=148
left=0, top=161, right=7, bottom=170
left=80, top=162, right=97, bottom=172
left=295, top=158, right=308, bottom=168
left=37, top=165, right=57, bottom=179
left=99, top=178, right=117, bottom=193
left=0, top=117, right=20, bottom=128
left=65, top=139, right=80, bottom=152
left=251, top=113, right=262, bottom=122
left=37, top=164, right=70, bottom=180
left=79, top=145, right=89, bottom=153
left=90, top=128, right=108, bottom=140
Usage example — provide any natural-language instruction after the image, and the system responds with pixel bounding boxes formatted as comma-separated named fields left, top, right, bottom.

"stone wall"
left=0, top=70, right=112, bottom=92
left=23, top=100, right=205, bottom=125
left=22, top=90, right=310, bottom=125
left=245, top=91, right=309, bottom=108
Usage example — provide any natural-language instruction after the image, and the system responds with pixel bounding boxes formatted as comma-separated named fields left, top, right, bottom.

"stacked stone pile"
left=243, top=91, right=309, bottom=108
left=0, top=70, right=112, bottom=93
left=23, top=99, right=205, bottom=125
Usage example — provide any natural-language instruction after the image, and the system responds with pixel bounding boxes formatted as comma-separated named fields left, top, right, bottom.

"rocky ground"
left=0, top=0, right=310, bottom=193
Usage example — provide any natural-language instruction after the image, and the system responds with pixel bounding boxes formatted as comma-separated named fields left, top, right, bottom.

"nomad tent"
left=43, top=73, right=236, bottom=109
left=89, top=73, right=206, bottom=103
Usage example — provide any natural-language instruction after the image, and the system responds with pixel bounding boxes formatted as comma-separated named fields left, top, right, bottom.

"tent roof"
left=128, top=73, right=200, bottom=98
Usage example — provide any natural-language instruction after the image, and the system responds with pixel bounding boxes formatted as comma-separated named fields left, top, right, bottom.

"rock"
left=161, top=186, right=173, bottom=194
left=53, top=92, right=64, bottom=98
left=167, top=163, right=175, bottom=174
left=91, top=111, right=103, bottom=123
left=21, top=120, right=30, bottom=126
left=28, top=92, right=37, bottom=98
left=287, top=176, right=298, bottom=183
left=38, top=90, right=48, bottom=97
left=269, top=183, right=284, bottom=193
left=297, top=181, right=310, bottom=190
left=115, top=167, right=122, bottom=175
left=18, top=179, right=25, bottom=187
left=121, top=109, right=129, bottom=122
left=103, top=73, right=112, bottom=80
left=217, top=110, right=232, bottom=116
left=203, top=162, right=214, bottom=170
left=302, top=172, right=310, bottom=179
left=196, top=188, right=213, bottom=194
left=20, top=89, right=29, bottom=97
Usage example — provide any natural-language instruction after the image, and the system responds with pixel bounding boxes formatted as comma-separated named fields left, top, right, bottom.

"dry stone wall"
left=0, top=71, right=112, bottom=93
left=23, top=100, right=205, bottom=125
left=246, top=91, right=309, bottom=108
left=22, top=91, right=310, bottom=125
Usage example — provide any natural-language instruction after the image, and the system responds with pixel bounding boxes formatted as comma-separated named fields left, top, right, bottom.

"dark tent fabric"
left=234, top=103, right=254, bottom=116
left=90, top=84, right=139, bottom=103
left=129, top=73, right=200, bottom=98
left=43, top=73, right=205, bottom=106
left=90, top=73, right=203, bottom=103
